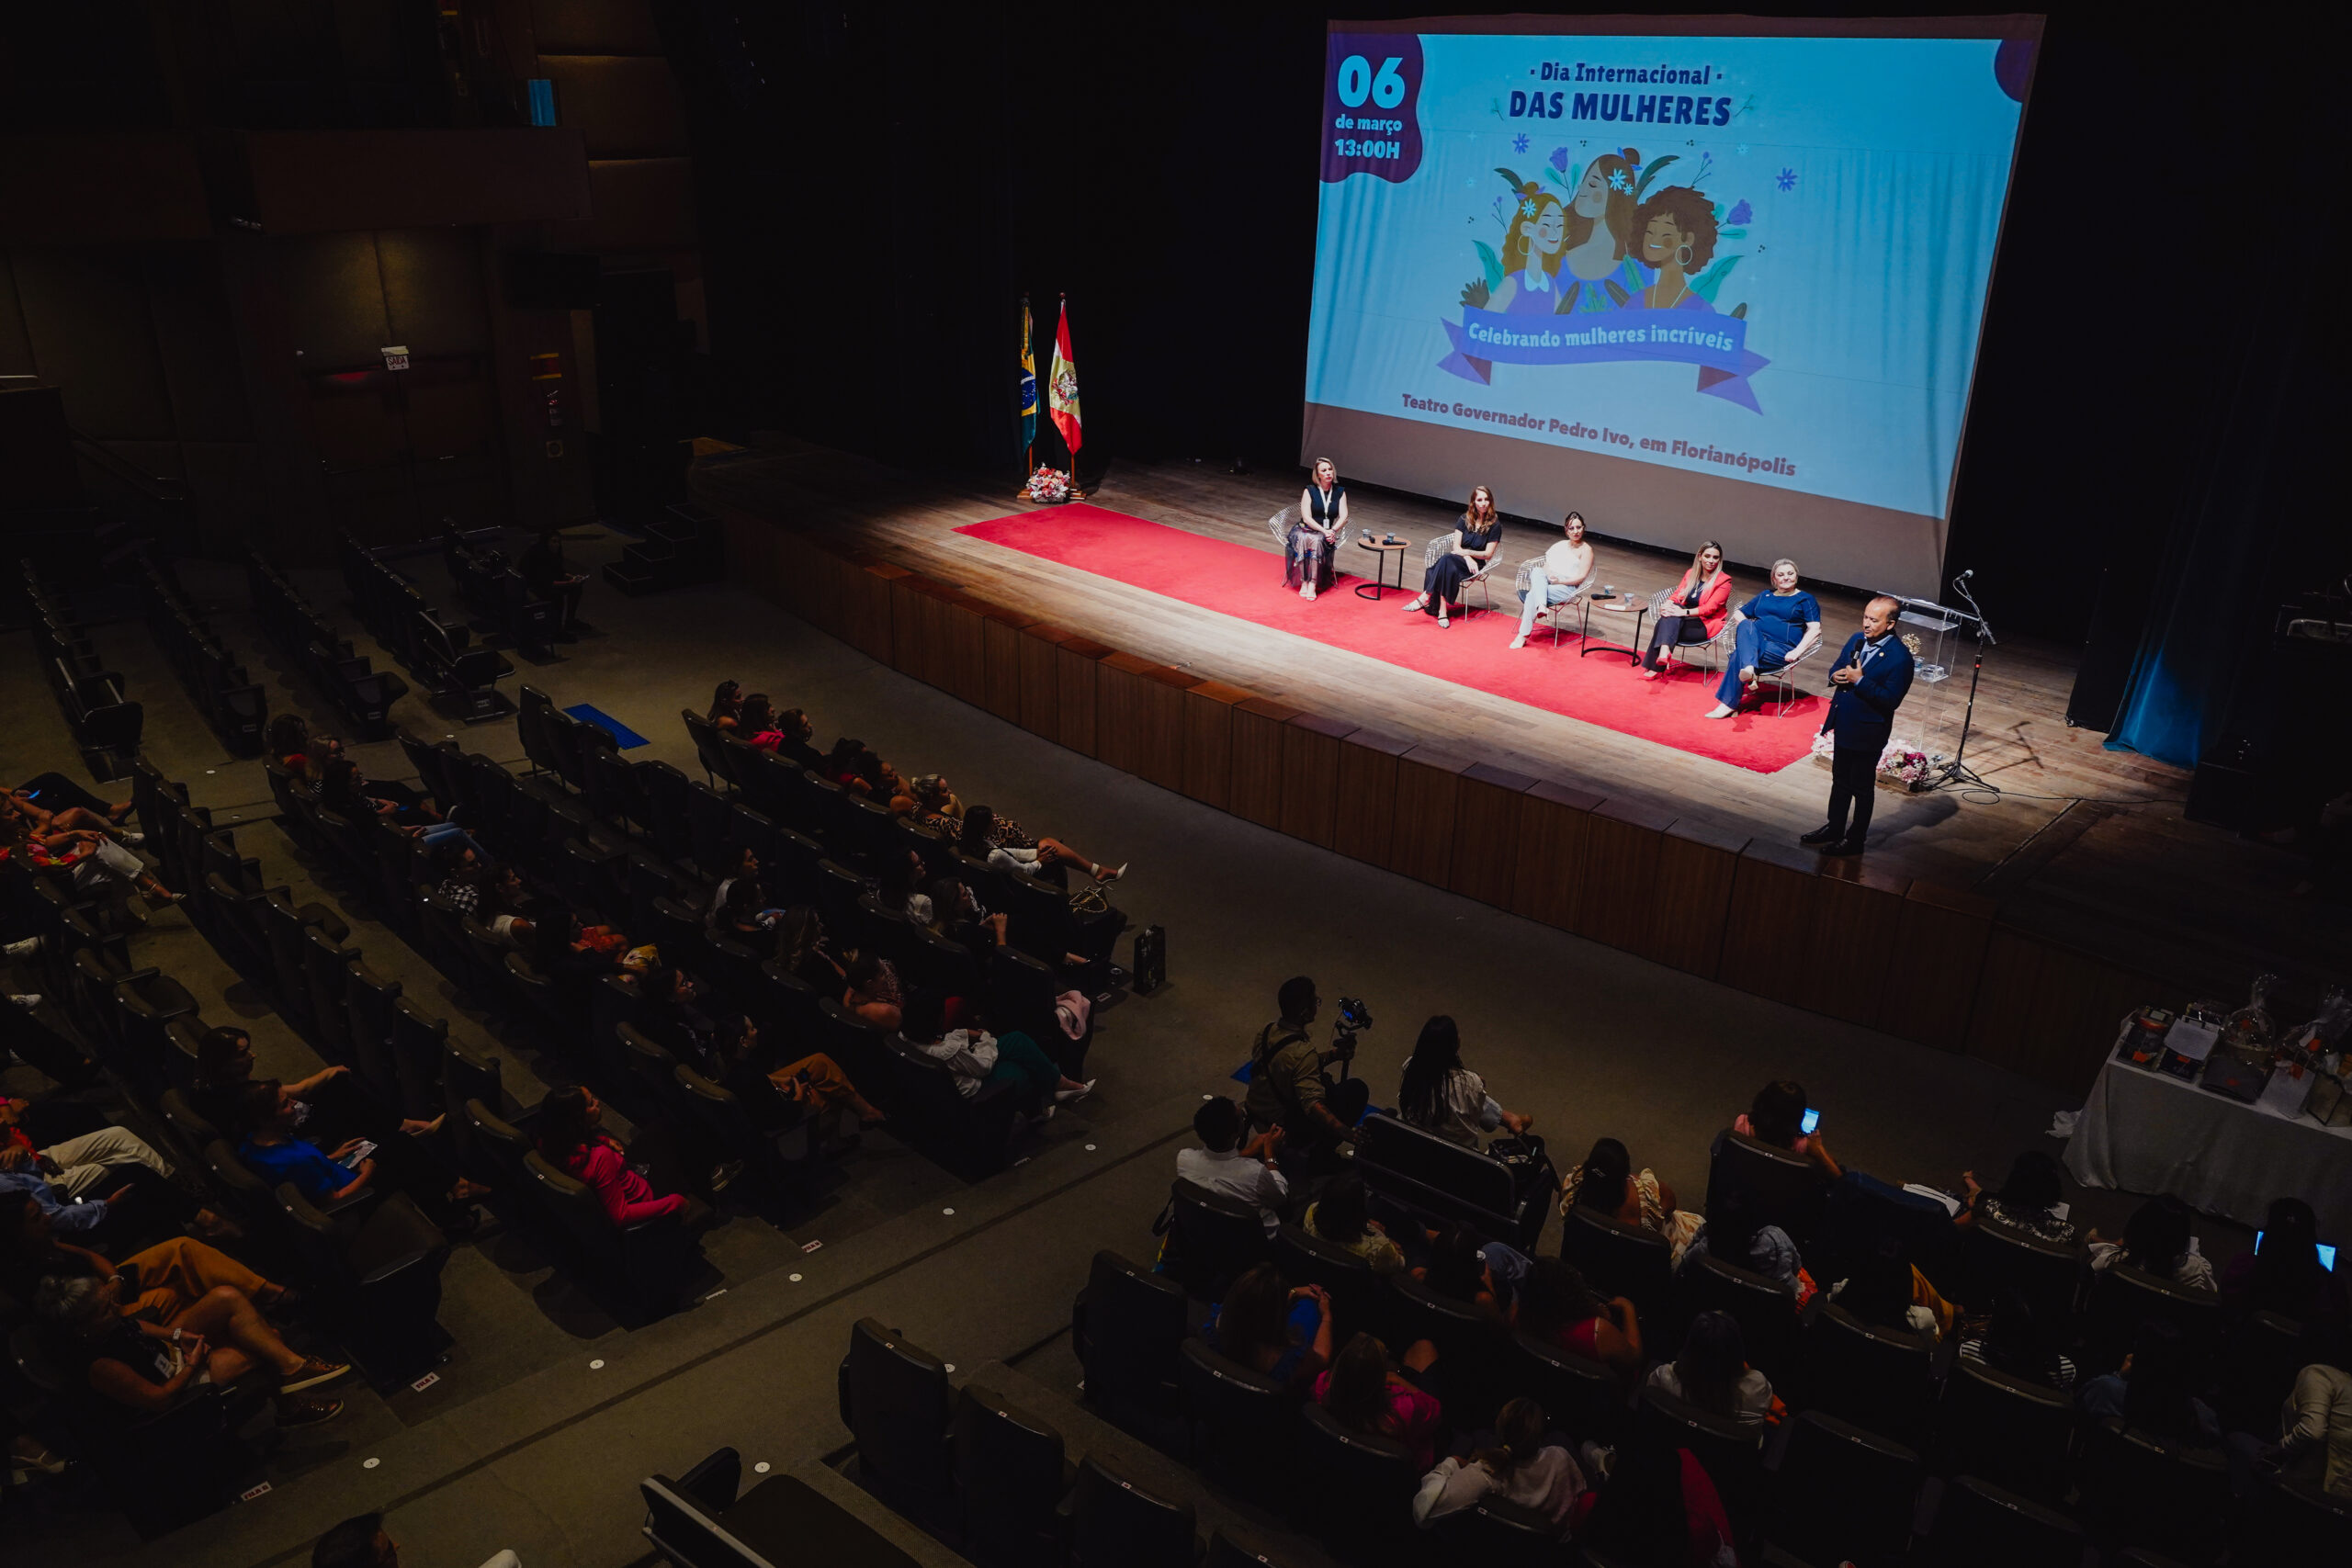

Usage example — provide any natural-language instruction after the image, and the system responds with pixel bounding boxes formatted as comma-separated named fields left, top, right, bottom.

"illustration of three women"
left=1482, top=148, right=1720, bottom=318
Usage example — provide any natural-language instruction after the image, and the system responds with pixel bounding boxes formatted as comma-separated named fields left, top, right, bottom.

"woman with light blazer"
left=1641, top=540, right=1732, bottom=675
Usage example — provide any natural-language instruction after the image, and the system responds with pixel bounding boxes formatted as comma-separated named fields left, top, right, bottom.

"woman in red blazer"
left=1641, top=541, right=1732, bottom=675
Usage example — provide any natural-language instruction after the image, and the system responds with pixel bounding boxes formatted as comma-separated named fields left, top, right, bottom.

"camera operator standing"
left=1245, top=977, right=1372, bottom=1178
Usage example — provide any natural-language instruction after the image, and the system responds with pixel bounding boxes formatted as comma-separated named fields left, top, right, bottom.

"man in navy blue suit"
left=1803, top=595, right=1914, bottom=855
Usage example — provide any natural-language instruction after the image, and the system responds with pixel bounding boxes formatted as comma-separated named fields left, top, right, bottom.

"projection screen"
left=1301, top=16, right=2041, bottom=599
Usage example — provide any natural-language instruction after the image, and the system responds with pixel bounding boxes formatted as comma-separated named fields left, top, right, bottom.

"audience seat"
left=1453, top=1496, right=1567, bottom=1568
left=1923, top=1475, right=2085, bottom=1568
left=674, top=1065, right=821, bottom=1215
left=1679, top=1251, right=1801, bottom=1382
left=1167, top=1179, right=1272, bottom=1297
left=1272, top=1223, right=1396, bottom=1348
left=1705, top=1132, right=1829, bottom=1247
left=1559, top=1203, right=1675, bottom=1333
left=1635, top=1385, right=1765, bottom=1538
left=1354, top=1111, right=1550, bottom=1253
left=1071, top=1250, right=1185, bottom=1415
left=1388, top=1271, right=1514, bottom=1429
left=1796, top=1299, right=1936, bottom=1446
left=877, top=1032, right=1023, bottom=1180
left=1296, top=1403, right=1420, bottom=1566
left=2242, top=1464, right=2352, bottom=1563
left=1960, top=1218, right=2084, bottom=1337
left=1932, top=1356, right=2075, bottom=1501
left=274, top=1181, right=451, bottom=1386
left=1763, top=1409, right=1920, bottom=1568
left=2079, top=1418, right=2230, bottom=1565
left=1176, top=1337, right=1295, bottom=1502
left=836, top=1317, right=955, bottom=1513
left=1204, top=1527, right=1298, bottom=1568
left=1508, top=1328, right=1626, bottom=1448
left=523, top=1150, right=697, bottom=1325
left=2083, top=1262, right=2222, bottom=1370
left=953, top=1382, right=1071, bottom=1567
left=1067, top=1452, right=1197, bottom=1568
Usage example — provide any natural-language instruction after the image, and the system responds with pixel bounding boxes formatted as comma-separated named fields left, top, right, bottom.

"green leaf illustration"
left=1543, top=164, right=1570, bottom=190
left=1634, top=153, right=1680, bottom=197
left=1730, top=302, right=1748, bottom=319
left=1473, top=240, right=1504, bottom=293
left=1565, top=162, right=1582, bottom=194
left=1690, top=254, right=1742, bottom=304
left=1720, top=228, right=1747, bottom=239
left=1493, top=166, right=1526, bottom=190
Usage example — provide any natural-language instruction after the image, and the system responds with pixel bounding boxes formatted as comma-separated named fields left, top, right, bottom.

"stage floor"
left=692, top=443, right=2344, bottom=1000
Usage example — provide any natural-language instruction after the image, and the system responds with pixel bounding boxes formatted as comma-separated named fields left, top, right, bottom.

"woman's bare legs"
left=175, top=1285, right=304, bottom=1378
left=1035, top=838, right=1124, bottom=883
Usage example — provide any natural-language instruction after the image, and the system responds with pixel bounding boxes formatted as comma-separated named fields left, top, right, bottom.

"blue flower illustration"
left=1608, top=168, right=1631, bottom=192
left=1549, top=146, right=1569, bottom=172
left=1512, top=133, right=1530, bottom=153
left=1775, top=167, right=1798, bottom=191
left=1521, top=198, right=1537, bottom=216
left=1726, top=199, right=1752, bottom=225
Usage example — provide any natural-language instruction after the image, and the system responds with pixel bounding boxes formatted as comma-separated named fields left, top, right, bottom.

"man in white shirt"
left=1510, top=512, right=1596, bottom=649
left=1174, top=1096, right=1288, bottom=1234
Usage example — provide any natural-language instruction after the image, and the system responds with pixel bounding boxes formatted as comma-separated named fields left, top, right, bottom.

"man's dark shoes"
left=1822, top=839, right=1866, bottom=856
left=1798, top=824, right=1842, bottom=847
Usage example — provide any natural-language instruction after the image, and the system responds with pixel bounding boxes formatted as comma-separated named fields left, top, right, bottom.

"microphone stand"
left=1930, top=575, right=1997, bottom=793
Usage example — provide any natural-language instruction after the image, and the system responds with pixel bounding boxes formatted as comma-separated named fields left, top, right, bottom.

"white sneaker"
left=1509, top=636, right=1527, bottom=649
left=118, top=831, right=145, bottom=847
left=7, top=995, right=39, bottom=1010
left=1054, top=1079, right=1096, bottom=1105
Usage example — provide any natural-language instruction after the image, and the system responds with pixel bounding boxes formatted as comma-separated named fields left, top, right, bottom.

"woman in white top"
left=2086, top=1193, right=2217, bottom=1292
left=1645, top=1311, right=1777, bottom=1425
left=1413, top=1395, right=1584, bottom=1529
left=1510, top=512, right=1596, bottom=649
left=956, top=806, right=1125, bottom=887
left=1396, top=1016, right=1533, bottom=1148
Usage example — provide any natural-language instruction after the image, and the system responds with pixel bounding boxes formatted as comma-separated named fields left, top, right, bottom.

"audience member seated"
left=0, top=1095, right=228, bottom=1237
left=820, top=735, right=884, bottom=792
left=2255, top=1319, right=2351, bottom=1499
left=1419, top=1224, right=1522, bottom=1321
left=841, top=953, right=904, bottom=1032
left=710, top=1016, right=884, bottom=1134
left=1958, top=1287, right=2076, bottom=1391
left=771, top=707, right=821, bottom=770
left=639, top=966, right=719, bottom=1067
left=1200, top=1262, right=1333, bottom=1393
left=314, top=1510, right=523, bottom=1568
left=1559, top=1135, right=1700, bottom=1257
left=1645, top=1310, right=1778, bottom=1426
left=1396, top=1015, right=1534, bottom=1149
left=876, top=850, right=930, bottom=927
left=712, top=878, right=776, bottom=942
left=529, top=908, right=624, bottom=988
left=33, top=1273, right=347, bottom=1428
left=1958, top=1150, right=2076, bottom=1243
left=928, top=874, right=1007, bottom=951
left=2078, top=1319, right=2221, bottom=1450
left=2086, top=1193, right=2214, bottom=1291
left=2218, top=1197, right=2348, bottom=1324
left=735, top=694, right=784, bottom=748
left=317, top=755, right=435, bottom=828
left=1302, top=1170, right=1405, bottom=1271
left=1243, top=977, right=1365, bottom=1162
left=12, top=771, right=133, bottom=827
left=1682, top=1182, right=1811, bottom=1304
left=1175, top=1096, right=1287, bottom=1235
left=1826, top=1237, right=1951, bottom=1340
left=235, top=1080, right=481, bottom=1229
left=900, top=994, right=1091, bottom=1126
left=1730, top=1078, right=1841, bottom=1177
left=0, top=813, right=181, bottom=903
left=957, top=805, right=1126, bottom=887
left=6, top=779, right=131, bottom=839
left=1413, top=1395, right=1585, bottom=1529
left=533, top=1087, right=709, bottom=1231
left=707, top=846, right=763, bottom=922
left=1, top=1190, right=300, bottom=1338
left=1574, top=1438, right=1736, bottom=1564
left=266, top=713, right=314, bottom=777
left=905, top=773, right=965, bottom=829
left=1316, top=1331, right=1444, bottom=1471
left=192, top=1024, right=432, bottom=1145
left=707, top=679, right=743, bottom=731
left=775, top=907, right=846, bottom=994
left=1514, top=1258, right=1643, bottom=1375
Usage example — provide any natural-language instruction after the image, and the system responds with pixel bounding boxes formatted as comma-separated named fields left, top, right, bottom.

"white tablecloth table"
left=2066, top=1048, right=2352, bottom=1241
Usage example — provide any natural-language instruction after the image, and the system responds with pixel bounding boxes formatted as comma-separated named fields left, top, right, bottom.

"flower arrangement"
left=1023, top=466, right=1072, bottom=504
left=1879, top=747, right=1933, bottom=784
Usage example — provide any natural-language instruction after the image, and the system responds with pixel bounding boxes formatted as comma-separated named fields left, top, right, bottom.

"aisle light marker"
left=364, top=1458, right=380, bottom=1469
left=589, top=1359, right=605, bottom=1370
left=753, top=1461, right=771, bottom=1473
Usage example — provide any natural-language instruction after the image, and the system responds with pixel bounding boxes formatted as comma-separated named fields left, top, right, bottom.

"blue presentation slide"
left=1305, top=25, right=2032, bottom=536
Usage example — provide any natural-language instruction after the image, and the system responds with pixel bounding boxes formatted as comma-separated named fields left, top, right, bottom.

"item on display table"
left=2221, top=972, right=2280, bottom=1066
left=2199, top=1051, right=2270, bottom=1104
left=2117, top=1007, right=2174, bottom=1068
left=2256, top=1052, right=2323, bottom=1119
left=2160, top=1005, right=2222, bottom=1080
left=2303, top=1070, right=2352, bottom=1128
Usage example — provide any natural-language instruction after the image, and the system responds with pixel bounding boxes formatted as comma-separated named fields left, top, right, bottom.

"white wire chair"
left=1511, top=555, right=1577, bottom=646
left=1755, top=639, right=1823, bottom=716
left=1649, top=586, right=1732, bottom=673
left=1267, top=505, right=1336, bottom=592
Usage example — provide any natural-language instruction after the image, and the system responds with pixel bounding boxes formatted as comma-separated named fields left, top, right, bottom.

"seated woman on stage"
left=1641, top=540, right=1731, bottom=674
left=1510, top=512, right=1595, bottom=649
left=1403, top=484, right=1503, bottom=626
left=1703, top=558, right=1820, bottom=717
left=1286, top=457, right=1349, bottom=601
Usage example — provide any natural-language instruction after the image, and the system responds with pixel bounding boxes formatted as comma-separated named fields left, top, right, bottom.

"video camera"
left=1331, top=996, right=1373, bottom=1066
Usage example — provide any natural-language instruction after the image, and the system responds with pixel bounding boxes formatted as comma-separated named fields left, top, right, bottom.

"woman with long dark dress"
left=1285, top=457, right=1349, bottom=600
left=1404, top=486, right=1503, bottom=627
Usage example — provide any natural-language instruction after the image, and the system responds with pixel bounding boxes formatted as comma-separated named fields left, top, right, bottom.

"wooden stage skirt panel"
left=705, top=493, right=2167, bottom=1097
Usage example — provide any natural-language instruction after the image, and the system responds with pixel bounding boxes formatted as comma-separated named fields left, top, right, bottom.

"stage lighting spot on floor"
left=590, top=1359, right=605, bottom=1370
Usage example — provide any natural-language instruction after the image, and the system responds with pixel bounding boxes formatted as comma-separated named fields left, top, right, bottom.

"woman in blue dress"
left=1704, top=558, right=1821, bottom=717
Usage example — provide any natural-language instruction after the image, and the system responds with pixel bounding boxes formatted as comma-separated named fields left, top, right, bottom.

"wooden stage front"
left=691, top=443, right=2342, bottom=1093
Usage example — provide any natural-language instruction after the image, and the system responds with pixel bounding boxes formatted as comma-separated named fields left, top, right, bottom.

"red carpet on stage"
left=956, top=504, right=1825, bottom=773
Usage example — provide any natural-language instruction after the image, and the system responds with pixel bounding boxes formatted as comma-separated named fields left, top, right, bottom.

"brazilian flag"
left=1018, top=298, right=1037, bottom=460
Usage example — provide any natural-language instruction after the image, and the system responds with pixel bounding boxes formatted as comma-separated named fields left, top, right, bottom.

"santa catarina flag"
left=1018, top=299, right=1037, bottom=455
left=1048, top=299, right=1082, bottom=455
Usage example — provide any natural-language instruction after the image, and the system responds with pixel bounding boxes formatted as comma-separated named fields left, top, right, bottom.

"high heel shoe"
left=1402, top=594, right=1428, bottom=612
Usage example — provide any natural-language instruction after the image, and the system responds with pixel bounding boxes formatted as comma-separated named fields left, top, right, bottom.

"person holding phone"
left=32, top=1271, right=348, bottom=1427
left=1729, top=1079, right=1842, bottom=1178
